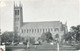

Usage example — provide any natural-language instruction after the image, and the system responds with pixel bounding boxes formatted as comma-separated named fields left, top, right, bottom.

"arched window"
left=55, top=34, right=59, bottom=38
left=16, top=27, right=18, bottom=30
left=15, top=10, right=19, bottom=15
left=46, top=29, right=47, bottom=32
left=27, top=29, right=28, bottom=33
left=48, top=28, right=50, bottom=32
left=35, top=29, right=36, bottom=33
left=51, top=28, right=53, bottom=31
left=40, top=29, right=42, bottom=32
left=29, top=29, right=31, bottom=32
left=22, top=29, right=23, bottom=33
left=32, top=29, right=34, bottom=33
left=54, top=28, right=59, bottom=32
left=28, top=29, right=31, bottom=33
left=24, top=29, right=26, bottom=33
left=37, top=29, right=39, bottom=33
left=43, top=29, right=44, bottom=33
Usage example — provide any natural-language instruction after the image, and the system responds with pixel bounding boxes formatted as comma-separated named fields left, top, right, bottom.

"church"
left=14, top=3, right=68, bottom=41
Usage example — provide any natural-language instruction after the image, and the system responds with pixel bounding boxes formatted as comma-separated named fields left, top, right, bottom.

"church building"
left=14, top=3, right=68, bottom=41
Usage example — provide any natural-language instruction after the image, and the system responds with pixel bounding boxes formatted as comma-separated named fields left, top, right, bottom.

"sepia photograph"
left=0, top=0, right=80, bottom=51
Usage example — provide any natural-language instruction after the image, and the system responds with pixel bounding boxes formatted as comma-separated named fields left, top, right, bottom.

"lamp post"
left=55, top=34, right=59, bottom=51
left=57, top=38, right=59, bottom=51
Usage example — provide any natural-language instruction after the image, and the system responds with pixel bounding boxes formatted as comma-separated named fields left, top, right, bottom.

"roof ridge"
left=23, top=21, right=60, bottom=23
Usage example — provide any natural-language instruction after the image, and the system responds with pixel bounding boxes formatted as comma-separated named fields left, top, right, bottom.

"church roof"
left=23, top=21, right=61, bottom=24
left=22, top=21, right=62, bottom=28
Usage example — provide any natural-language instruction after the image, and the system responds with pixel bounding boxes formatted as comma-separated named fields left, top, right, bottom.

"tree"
left=1, top=31, right=21, bottom=42
left=14, top=33, right=20, bottom=42
left=63, top=25, right=80, bottom=43
left=1, top=32, right=14, bottom=42
left=71, top=25, right=80, bottom=42
left=41, top=32, right=53, bottom=43
left=63, top=32, right=73, bottom=41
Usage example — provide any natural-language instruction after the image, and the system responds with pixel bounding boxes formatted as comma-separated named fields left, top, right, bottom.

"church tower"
left=14, top=2, right=23, bottom=35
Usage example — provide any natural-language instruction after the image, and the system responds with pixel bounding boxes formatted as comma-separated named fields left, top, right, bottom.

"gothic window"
left=51, top=28, right=53, bottom=31
left=26, top=30, right=27, bottom=33
left=48, top=28, right=50, bottom=32
left=28, top=29, right=31, bottom=33
left=24, top=29, right=26, bottom=33
left=39, top=29, right=41, bottom=32
left=15, top=10, right=19, bottom=15
left=32, top=29, right=34, bottom=33
left=55, top=34, right=59, bottom=38
left=27, top=29, right=28, bottom=33
left=43, top=29, right=44, bottom=33
left=46, top=29, right=47, bottom=32
left=22, top=29, right=23, bottom=33
left=37, top=29, right=39, bottom=33
left=16, top=27, right=18, bottom=30
left=61, top=25, right=64, bottom=31
left=54, top=28, right=59, bottom=32
left=29, top=29, right=31, bottom=32
left=35, top=29, right=36, bottom=33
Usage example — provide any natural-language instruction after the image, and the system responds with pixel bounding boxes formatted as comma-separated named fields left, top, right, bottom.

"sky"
left=0, top=0, right=80, bottom=32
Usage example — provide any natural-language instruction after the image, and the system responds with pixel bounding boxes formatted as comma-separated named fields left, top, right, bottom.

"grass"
left=25, top=44, right=77, bottom=51
left=6, top=43, right=78, bottom=51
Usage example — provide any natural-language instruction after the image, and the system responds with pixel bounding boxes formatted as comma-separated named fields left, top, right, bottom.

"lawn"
left=25, top=43, right=78, bottom=51
left=6, top=43, right=79, bottom=51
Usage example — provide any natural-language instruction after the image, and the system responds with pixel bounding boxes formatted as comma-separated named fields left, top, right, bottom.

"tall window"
left=51, top=28, right=53, bottom=31
left=22, top=29, right=23, bottom=33
left=43, top=29, right=44, bottom=33
left=15, top=10, right=19, bottom=15
left=32, top=29, right=34, bottom=33
left=27, top=29, right=28, bottom=33
left=37, top=29, right=39, bottom=33
left=45, top=29, right=47, bottom=32
left=48, top=28, right=50, bottom=32
left=27, top=29, right=31, bottom=33
left=16, top=27, right=18, bottom=30
left=40, top=29, right=41, bottom=32
left=24, top=29, right=26, bottom=33
left=35, top=29, right=36, bottom=33
left=55, top=34, right=59, bottom=38
left=54, top=28, right=59, bottom=32
left=29, top=29, right=31, bottom=32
